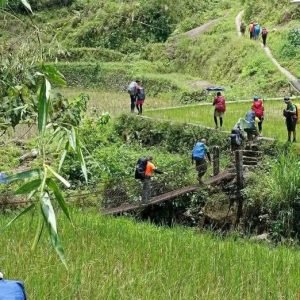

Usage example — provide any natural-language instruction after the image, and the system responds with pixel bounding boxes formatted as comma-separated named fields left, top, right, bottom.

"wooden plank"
left=102, top=171, right=235, bottom=215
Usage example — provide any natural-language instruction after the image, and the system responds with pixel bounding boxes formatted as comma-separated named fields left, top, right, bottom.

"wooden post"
left=212, top=146, right=220, bottom=176
left=235, top=150, right=244, bottom=225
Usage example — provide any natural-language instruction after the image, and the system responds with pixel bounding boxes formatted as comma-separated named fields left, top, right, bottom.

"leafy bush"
left=114, top=114, right=230, bottom=153
left=180, top=89, right=208, bottom=104
left=243, top=149, right=300, bottom=240
left=48, top=47, right=125, bottom=63
left=288, top=28, right=300, bottom=47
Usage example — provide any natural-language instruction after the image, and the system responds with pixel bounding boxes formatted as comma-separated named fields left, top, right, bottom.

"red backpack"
left=252, top=100, right=264, bottom=118
left=215, top=96, right=226, bottom=112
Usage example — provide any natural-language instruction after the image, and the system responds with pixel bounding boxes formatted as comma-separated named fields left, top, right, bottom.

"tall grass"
left=1, top=209, right=300, bottom=299
left=268, top=151, right=300, bottom=207
left=145, top=99, right=300, bottom=142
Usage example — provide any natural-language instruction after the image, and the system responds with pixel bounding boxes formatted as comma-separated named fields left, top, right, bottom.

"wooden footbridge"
left=102, top=170, right=235, bottom=215
left=102, top=145, right=262, bottom=216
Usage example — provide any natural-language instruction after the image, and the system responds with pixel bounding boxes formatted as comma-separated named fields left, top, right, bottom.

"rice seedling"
left=1, top=210, right=300, bottom=299
left=145, top=99, right=300, bottom=142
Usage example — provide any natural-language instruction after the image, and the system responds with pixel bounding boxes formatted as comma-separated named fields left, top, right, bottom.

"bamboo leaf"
left=58, top=149, right=67, bottom=172
left=77, top=147, right=88, bottom=183
left=21, top=0, right=33, bottom=13
left=41, top=193, right=67, bottom=269
left=41, top=65, right=66, bottom=86
left=46, top=178, right=72, bottom=223
left=15, top=179, right=41, bottom=195
left=69, top=127, right=76, bottom=150
left=31, top=215, right=44, bottom=251
left=5, top=169, right=40, bottom=184
left=45, top=165, right=70, bottom=188
left=38, top=78, right=51, bottom=133
left=1, top=204, right=35, bottom=232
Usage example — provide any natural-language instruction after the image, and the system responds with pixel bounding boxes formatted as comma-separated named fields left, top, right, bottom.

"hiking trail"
left=236, top=10, right=300, bottom=92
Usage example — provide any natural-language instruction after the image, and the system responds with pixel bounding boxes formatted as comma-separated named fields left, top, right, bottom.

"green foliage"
left=288, top=28, right=300, bottom=47
left=243, top=149, right=300, bottom=240
left=180, top=89, right=209, bottom=104
left=50, top=62, right=182, bottom=97
left=114, top=114, right=230, bottom=153
left=48, top=47, right=125, bottom=63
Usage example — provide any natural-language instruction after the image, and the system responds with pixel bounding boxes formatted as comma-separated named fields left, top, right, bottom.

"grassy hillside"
left=1, top=0, right=293, bottom=102
left=243, top=0, right=300, bottom=78
left=1, top=210, right=300, bottom=299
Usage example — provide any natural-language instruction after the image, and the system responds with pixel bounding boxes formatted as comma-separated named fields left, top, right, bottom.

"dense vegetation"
left=1, top=0, right=300, bottom=297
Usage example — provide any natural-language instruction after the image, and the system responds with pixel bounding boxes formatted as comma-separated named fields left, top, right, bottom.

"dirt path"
left=184, top=18, right=220, bottom=38
left=235, top=10, right=300, bottom=92
left=235, top=10, right=244, bottom=37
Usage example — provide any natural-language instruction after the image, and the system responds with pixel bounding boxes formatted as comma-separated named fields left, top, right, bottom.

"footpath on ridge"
left=236, top=11, right=300, bottom=93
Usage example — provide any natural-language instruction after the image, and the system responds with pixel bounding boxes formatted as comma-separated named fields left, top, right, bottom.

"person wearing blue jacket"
left=254, top=23, right=261, bottom=40
left=192, top=139, right=211, bottom=184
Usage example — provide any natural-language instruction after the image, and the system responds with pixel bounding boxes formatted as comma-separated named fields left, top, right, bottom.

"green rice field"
left=145, top=99, right=300, bottom=142
left=1, top=210, right=300, bottom=299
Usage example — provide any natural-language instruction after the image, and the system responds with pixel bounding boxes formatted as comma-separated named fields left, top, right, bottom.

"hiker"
left=240, top=22, right=246, bottom=36
left=261, top=27, right=268, bottom=47
left=251, top=96, right=264, bottom=135
left=135, top=156, right=163, bottom=203
left=254, top=23, right=261, bottom=40
left=283, top=96, right=297, bottom=142
left=136, top=83, right=145, bottom=115
left=192, top=139, right=211, bottom=184
left=127, top=80, right=140, bottom=113
left=239, top=111, right=259, bottom=141
left=213, top=91, right=226, bottom=129
left=230, top=122, right=244, bottom=152
left=249, top=21, right=254, bottom=39
left=0, top=272, right=27, bottom=300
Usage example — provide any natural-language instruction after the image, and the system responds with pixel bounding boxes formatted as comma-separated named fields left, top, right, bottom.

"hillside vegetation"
left=1, top=0, right=296, bottom=101
left=243, top=0, right=300, bottom=77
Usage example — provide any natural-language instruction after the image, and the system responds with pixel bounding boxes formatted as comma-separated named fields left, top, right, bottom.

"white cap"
left=0, top=272, right=3, bottom=279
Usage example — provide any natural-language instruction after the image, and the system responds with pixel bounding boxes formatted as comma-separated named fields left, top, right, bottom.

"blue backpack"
left=192, top=142, right=206, bottom=160
left=0, top=279, right=27, bottom=299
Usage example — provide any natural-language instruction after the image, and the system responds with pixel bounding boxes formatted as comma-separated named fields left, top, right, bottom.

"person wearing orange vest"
left=251, top=96, right=264, bottom=135
left=249, top=21, right=254, bottom=39
left=213, top=91, right=226, bottom=129
left=142, top=156, right=163, bottom=203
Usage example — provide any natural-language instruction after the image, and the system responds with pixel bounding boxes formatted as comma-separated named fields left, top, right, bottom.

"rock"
left=250, top=233, right=270, bottom=242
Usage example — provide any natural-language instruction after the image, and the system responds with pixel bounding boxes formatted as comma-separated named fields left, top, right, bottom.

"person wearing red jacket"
left=251, top=96, right=264, bottom=135
left=213, top=92, right=226, bottom=129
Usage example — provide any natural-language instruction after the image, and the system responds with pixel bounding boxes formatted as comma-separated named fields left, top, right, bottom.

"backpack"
left=127, top=82, right=137, bottom=96
left=262, top=28, right=268, bottom=36
left=134, top=157, right=148, bottom=179
left=137, top=87, right=145, bottom=101
left=252, top=100, right=264, bottom=118
left=215, top=96, right=226, bottom=112
left=192, top=142, right=206, bottom=161
left=230, top=129, right=242, bottom=146
left=0, top=280, right=27, bottom=300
